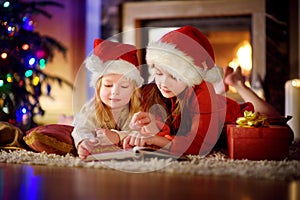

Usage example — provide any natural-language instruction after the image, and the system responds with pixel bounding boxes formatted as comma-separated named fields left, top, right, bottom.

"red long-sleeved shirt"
left=142, top=81, right=254, bottom=156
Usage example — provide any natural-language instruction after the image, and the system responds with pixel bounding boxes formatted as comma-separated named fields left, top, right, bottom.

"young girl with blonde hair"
left=72, top=39, right=143, bottom=159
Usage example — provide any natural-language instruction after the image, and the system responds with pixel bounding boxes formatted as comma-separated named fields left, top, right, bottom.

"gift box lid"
left=227, top=125, right=291, bottom=139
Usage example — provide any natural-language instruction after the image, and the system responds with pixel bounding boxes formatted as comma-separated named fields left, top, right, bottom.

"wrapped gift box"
left=226, top=125, right=291, bottom=160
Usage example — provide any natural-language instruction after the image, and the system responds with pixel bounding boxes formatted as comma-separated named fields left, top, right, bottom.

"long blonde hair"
left=94, top=77, right=141, bottom=130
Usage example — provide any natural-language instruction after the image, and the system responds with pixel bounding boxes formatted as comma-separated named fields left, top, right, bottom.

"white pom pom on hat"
left=85, top=38, right=144, bottom=88
left=146, top=25, right=223, bottom=86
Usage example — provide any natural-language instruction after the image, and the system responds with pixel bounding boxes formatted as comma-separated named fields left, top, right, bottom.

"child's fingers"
left=138, top=116, right=151, bottom=125
left=129, top=135, right=138, bottom=146
left=132, top=112, right=150, bottom=122
left=133, top=137, right=141, bottom=146
left=78, top=149, right=89, bottom=159
left=131, top=111, right=142, bottom=122
left=80, top=139, right=98, bottom=152
left=78, top=144, right=91, bottom=159
left=141, top=127, right=149, bottom=134
left=122, top=136, right=133, bottom=149
left=139, top=138, right=147, bottom=147
left=132, top=113, right=152, bottom=129
left=129, top=113, right=141, bottom=130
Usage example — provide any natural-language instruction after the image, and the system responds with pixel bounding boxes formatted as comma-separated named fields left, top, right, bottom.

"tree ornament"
left=22, top=15, right=35, bottom=31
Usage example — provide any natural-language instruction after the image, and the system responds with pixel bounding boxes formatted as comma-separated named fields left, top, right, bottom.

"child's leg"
left=224, top=66, right=281, bottom=117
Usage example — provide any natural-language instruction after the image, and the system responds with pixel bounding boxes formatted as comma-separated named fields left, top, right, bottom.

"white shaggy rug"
left=1, top=147, right=299, bottom=181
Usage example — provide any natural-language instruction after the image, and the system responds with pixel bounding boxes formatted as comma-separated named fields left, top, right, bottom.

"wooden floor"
left=0, top=163, right=299, bottom=200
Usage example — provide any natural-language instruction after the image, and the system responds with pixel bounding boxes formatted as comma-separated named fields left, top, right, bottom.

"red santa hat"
left=146, top=26, right=223, bottom=86
left=85, top=38, right=144, bottom=88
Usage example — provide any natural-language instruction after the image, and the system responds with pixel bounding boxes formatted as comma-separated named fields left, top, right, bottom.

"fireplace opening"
left=138, top=15, right=254, bottom=101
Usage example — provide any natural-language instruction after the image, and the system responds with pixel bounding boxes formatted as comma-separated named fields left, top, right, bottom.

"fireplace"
left=122, top=0, right=266, bottom=100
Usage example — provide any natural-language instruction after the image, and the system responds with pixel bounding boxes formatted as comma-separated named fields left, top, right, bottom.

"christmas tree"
left=0, top=0, right=70, bottom=131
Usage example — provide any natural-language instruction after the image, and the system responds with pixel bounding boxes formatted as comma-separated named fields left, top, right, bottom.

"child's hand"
left=122, top=132, right=153, bottom=149
left=95, top=128, right=120, bottom=145
left=122, top=132, right=171, bottom=150
left=129, top=112, right=151, bottom=130
left=130, top=112, right=159, bottom=134
left=77, top=138, right=98, bottom=159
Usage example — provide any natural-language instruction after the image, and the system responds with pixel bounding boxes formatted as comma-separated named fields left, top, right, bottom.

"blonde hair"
left=94, top=77, right=141, bottom=130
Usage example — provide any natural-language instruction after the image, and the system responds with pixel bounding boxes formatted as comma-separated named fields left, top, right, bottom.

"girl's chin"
left=160, top=91, right=175, bottom=98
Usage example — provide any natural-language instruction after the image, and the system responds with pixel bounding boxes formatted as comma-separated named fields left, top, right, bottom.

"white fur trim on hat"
left=85, top=54, right=144, bottom=88
left=146, top=41, right=223, bottom=86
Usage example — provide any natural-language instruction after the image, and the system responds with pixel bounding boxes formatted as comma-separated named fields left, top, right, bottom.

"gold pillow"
left=24, top=124, right=77, bottom=156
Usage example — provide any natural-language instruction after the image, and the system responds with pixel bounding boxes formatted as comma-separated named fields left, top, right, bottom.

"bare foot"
left=224, top=66, right=244, bottom=87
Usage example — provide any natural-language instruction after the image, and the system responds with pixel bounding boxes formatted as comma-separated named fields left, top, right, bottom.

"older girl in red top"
left=123, top=26, right=282, bottom=156
left=123, top=26, right=227, bottom=156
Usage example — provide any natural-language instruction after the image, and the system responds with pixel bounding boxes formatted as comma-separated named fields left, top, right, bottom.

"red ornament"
left=19, top=80, right=24, bottom=87
left=36, top=49, right=49, bottom=59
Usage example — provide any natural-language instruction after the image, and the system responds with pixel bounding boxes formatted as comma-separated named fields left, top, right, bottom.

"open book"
left=85, top=146, right=189, bottom=161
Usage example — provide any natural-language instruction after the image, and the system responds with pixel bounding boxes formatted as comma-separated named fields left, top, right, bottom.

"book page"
left=85, top=149, right=138, bottom=161
left=85, top=146, right=189, bottom=161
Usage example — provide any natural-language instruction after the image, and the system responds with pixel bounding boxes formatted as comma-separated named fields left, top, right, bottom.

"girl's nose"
left=156, top=74, right=167, bottom=84
left=111, top=86, right=120, bottom=95
left=161, top=75, right=171, bottom=86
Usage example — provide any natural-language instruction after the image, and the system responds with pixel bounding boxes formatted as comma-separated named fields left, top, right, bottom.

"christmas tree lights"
left=0, top=0, right=70, bottom=131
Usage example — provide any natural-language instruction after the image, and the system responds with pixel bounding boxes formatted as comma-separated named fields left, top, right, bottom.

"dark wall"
left=265, top=0, right=292, bottom=115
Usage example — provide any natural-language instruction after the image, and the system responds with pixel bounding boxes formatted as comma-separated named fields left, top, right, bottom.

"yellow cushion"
left=24, top=124, right=76, bottom=156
